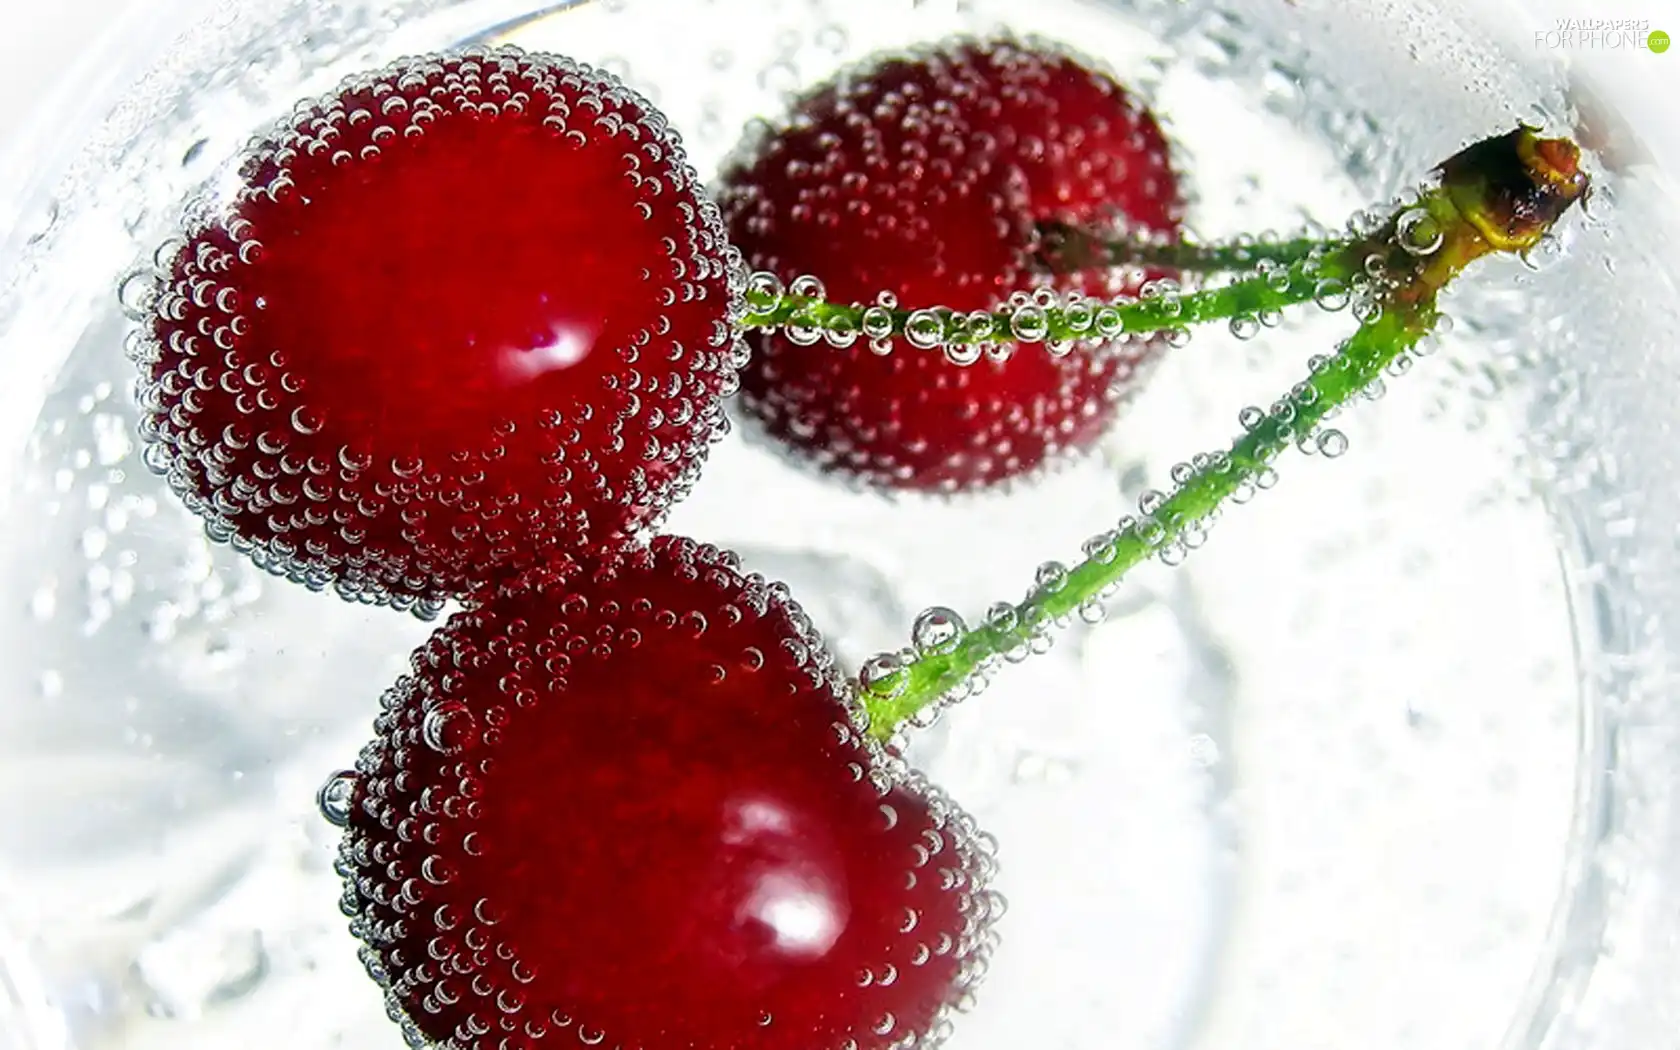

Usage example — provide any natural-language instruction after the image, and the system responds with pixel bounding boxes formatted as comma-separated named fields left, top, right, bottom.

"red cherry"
left=336, top=536, right=1000, bottom=1050
left=718, top=36, right=1183, bottom=492
left=133, top=47, right=743, bottom=611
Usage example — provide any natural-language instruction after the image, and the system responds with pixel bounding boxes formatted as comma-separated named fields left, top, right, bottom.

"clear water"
left=2, top=2, right=1678, bottom=1050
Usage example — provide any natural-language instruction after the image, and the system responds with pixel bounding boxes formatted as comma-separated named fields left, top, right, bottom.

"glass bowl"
left=2, top=2, right=1677, bottom=1050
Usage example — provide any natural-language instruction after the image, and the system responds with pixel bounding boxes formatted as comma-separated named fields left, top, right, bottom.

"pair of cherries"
left=136, top=40, right=1181, bottom=1050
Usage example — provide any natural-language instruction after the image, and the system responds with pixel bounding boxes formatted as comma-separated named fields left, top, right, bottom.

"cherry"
left=132, top=47, right=743, bottom=611
left=336, top=536, right=1000, bottom=1050
left=717, top=36, right=1183, bottom=492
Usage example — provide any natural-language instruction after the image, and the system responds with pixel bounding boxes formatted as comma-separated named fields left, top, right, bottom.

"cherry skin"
left=133, top=46, right=743, bottom=611
left=337, top=536, right=1000, bottom=1050
left=717, top=35, right=1183, bottom=492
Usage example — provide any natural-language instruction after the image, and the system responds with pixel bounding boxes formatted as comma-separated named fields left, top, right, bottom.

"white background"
left=1, top=0, right=1678, bottom=161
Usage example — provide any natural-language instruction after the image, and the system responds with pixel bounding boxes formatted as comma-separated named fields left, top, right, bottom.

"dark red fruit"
left=718, top=36, right=1183, bottom=492
left=337, top=536, right=999, bottom=1050
left=133, top=46, right=742, bottom=611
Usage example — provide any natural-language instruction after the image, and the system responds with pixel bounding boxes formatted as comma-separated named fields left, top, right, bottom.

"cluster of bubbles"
left=122, top=45, right=744, bottom=613
left=743, top=270, right=1178, bottom=364
left=321, top=538, right=1000, bottom=1050
left=729, top=264, right=1146, bottom=491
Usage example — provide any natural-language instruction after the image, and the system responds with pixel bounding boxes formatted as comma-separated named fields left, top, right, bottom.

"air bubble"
left=1581, top=182, right=1616, bottom=223
left=1313, top=279, right=1350, bottom=311
left=422, top=702, right=476, bottom=754
left=785, top=316, right=823, bottom=346
left=822, top=312, right=859, bottom=349
left=1316, top=428, right=1349, bottom=457
left=746, top=270, right=784, bottom=307
left=859, top=652, right=910, bottom=699
left=911, top=607, right=967, bottom=655
left=860, top=306, right=894, bottom=339
left=1395, top=207, right=1443, bottom=256
left=788, top=273, right=826, bottom=301
left=984, top=603, right=1018, bottom=633
left=904, top=310, right=944, bottom=350
left=318, top=771, right=358, bottom=827
left=815, top=24, right=849, bottom=53
left=118, top=268, right=159, bottom=321
left=1009, top=305, right=1049, bottom=342
left=1034, top=561, right=1068, bottom=593
left=1520, top=231, right=1566, bottom=272
left=1082, top=530, right=1119, bottom=563
left=1093, top=306, right=1124, bottom=338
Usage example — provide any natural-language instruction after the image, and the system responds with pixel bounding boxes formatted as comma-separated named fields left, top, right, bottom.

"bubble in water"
left=788, top=273, right=827, bottom=301
left=746, top=269, right=784, bottom=307
left=911, top=607, right=967, bottom=655
left=1520, top=231, right=1567, bottom=272
left=117, top=267, right=160, bottom=321
left=318, top=770, right=359, bottom=827
left=859, top=651, right=910, bottom=699
left=1314, top=278, right=1350, bottom=311
left=1034, top=561, right=1069, bottom=593
left=1316, top=428, right=1350, bottom=457
left=1009, top=305, right=1049, bottom=342
left=904, top=310, right=944, bottom=350
left=860, top=306, right=894, bottom=340
left=1395, top=207, right=1444, bottom=256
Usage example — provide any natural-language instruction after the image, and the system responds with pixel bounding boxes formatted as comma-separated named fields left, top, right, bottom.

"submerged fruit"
left=718, top=35, right=1183, bottom=492
left=337, top=537, right=1000, bottom=1050
left=133, top=46, right=742, bottom=611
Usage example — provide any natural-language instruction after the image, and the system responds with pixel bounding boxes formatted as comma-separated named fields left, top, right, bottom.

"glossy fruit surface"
left=718, top=35, right=1183, bottom=492
left=134, top=46, right=742, bottom=611
left=338, top=536, right=999, bottom=1050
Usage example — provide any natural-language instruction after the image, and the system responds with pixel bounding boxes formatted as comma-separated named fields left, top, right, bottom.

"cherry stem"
left=860, top=297, right=1437, bottom=736
left=839, top=124, right=1591, bottom=740
left=1031, top=219, right=1342, bottom=275
left=739, top=247, right=1359, bottom=351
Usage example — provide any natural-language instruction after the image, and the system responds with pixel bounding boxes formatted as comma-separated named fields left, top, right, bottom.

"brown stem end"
left=1437, top=125, right=1590, bottom=255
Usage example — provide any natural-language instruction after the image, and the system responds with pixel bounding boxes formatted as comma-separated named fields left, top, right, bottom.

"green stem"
left=860, top=298, right=1437, bottom=737
left=1032, top=219, right=1344, bottom=275
left=846, top=123, right=1590, bottom=740
left=740, top=246, right=1359, bottom=349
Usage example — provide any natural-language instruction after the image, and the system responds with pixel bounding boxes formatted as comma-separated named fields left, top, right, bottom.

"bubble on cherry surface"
left=420, top=702, right=476, bottom=755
